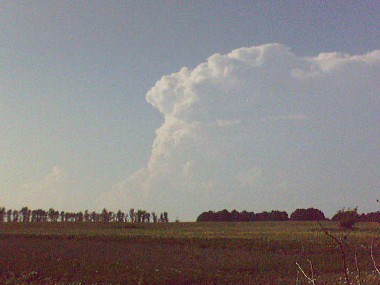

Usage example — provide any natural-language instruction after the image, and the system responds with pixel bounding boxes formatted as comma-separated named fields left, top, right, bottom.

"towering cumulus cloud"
left=110, top=44, right=380, bottom=219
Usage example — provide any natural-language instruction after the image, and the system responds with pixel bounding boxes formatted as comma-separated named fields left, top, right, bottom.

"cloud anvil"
left=108, top=44, right=380, bottom=219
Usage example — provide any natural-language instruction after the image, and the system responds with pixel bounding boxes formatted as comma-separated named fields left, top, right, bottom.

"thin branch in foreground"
left=295, top=244, right=317, bottom=285
left=370, top=238, right=380, bottom=277
left=295, top=244, right=305, bottom=285
left=308, top=259, right=315, bottom=282
left=296, top=260, right=317, bottom=285
left=296, top=269, right=300, bottom=285
left=354, top=247, right=362, bottom=285
left=317, top=221, right=351, bottom=285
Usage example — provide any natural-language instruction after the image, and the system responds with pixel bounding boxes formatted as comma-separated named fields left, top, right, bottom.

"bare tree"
left=163, top=212, right=169, bottom=223
left=20, top=207, right=29, bottom=223
left=152, top=212, right=157, bottom=223
left=0, top=207, right=6, bottom=222
left=84, top=210, right=90, bottom=222
left=129, top=208, right=135, bottom=223
left=12, top=210, right=19, bottom=223
left=116, top=210, right=125, bottom=222
left=6, top=209, right=12, bottom=223
left=60, top=211, right=65, bottom=222
left=100, top=208, right=110, bottom=223
left=145, top=212, right=150, bottom=223
left=48, top=208, right=59, bottom=222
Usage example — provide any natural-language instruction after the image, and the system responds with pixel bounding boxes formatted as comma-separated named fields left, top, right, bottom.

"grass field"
left=0, top=222, right=379, bottom=284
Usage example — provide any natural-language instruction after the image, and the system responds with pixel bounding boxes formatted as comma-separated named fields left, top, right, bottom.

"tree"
left=124, top=212, right=129, bottom=222
left=60, top=211, right=65, bottom=222
left=77, top=211, right=84, bottom=222
left=129, top=209, right=135, bottom=223
left=163, top=212, right=169, bottom=223
left=116, top=210, right=125, bottom=222
left=108, top=211, right=115, bottom=222
left=196, top=209, right=289, bottom=222
left=332, top=207, right=359, bottom=229
left=48, top=208, right=59, bottom=222
left=6, top=209, right=12, bottom=222
left=0, top=207, right=6, bottom=222
left=196, top=211, right=215, bottom=222
left=64, top=212, right=71, bottom=222
left=239, top=210, right=253, bottom=222
left=290, top=208, right=326, bottom=221
left=136, top=210, right=143, bottom=223
left=255, top=211, right=271, bottom=221
left=0, top=206, right=166, bottom=225
left=215, top=209, right=231, bottom=222
left=152, top=212, right=158, bottom=223
left=27, top=209, right=31, bottom=222
left=100, top=208, right=110, bottom=223
left=32, top=209, right=47, bottom=222
left=12, top=210, right=19, bottom=222
left=84, top=210, right=90, bottom=222
left=90, top=211, right=99, bottom=222
left=360, top=211, right=380, bottom=222
left=145, top=212, right=150, bottom=223
left=31, top=210, right=37, bottom=222
left=20, top=207, right=30, bottom=223
left=269, top=210, right=288, bottom=221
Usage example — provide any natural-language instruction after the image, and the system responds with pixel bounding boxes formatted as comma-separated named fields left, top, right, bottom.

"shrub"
left=332, top=207, right=359, bottom=229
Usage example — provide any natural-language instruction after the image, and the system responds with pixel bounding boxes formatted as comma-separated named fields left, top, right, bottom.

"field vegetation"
left=0, top=221, right=379, bottom=284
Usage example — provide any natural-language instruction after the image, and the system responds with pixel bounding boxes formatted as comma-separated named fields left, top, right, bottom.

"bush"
left=332, top=207, right=359, bottom=229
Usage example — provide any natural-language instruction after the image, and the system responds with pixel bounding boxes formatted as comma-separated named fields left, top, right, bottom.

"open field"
left=0, top=222, right=379, bottom=284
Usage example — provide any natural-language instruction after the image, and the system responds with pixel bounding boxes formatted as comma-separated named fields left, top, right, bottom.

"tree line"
left=0, top=207, right=169, bottom=223
left=196, top=208, right=380, bottom=222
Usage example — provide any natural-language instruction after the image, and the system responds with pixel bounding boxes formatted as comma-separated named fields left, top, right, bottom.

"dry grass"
left=0, top=222, right=378, bottom=284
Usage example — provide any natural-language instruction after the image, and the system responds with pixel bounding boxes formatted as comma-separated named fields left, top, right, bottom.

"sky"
left=1, top=1, right=379, bottom=221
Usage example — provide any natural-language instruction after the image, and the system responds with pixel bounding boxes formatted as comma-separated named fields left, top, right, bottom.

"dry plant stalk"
left=317, top=221, right=351, bottom=285
left=354, top=247, right=362, bottom=285
left=295, top=244, right=317, bottom=284
left=370, top=238, right=380, bottom=277
left=308, top=259, right=315, bottom=283
left=295, top=261, right=317, bottom=285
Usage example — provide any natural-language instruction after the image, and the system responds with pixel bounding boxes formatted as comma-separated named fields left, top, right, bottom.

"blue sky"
left=1, top=1, right=379, bottom=220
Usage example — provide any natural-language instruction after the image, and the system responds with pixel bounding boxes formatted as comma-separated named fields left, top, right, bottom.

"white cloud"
left=45, top=165, right=68, bottom=182
left=10, top=166, right=79, bottom=210
left=105, top=44, right=380, bottom=219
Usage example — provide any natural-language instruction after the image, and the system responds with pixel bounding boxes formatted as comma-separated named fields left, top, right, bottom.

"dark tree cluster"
left=290, top=208, right=326, bottom=221
left=196, top=209, right=289, bottom=222
left=331, top=209, right=380, bottom=223
left=358, top=211, right=380, bottom=222
left=197, top=207, right=380, bottom=223
left=330, top=208, right=380, bottom=229
left=331, top=207, right=359, bottom=229
left=0, top=207, right=169, bottom=223
left=197, top=208, right=327, bottom=222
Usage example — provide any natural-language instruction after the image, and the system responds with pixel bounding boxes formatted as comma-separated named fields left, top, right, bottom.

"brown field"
left=0, top=222, right=379, bottom=284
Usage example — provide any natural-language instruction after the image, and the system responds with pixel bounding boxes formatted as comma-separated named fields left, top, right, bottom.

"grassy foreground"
left=0, top=222, right=379, bottom=284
